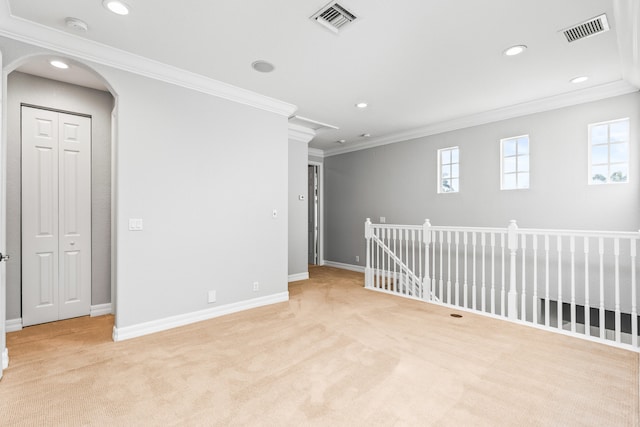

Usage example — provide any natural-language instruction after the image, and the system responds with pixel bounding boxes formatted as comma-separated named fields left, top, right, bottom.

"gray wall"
left=1, top=36, right=289, bottom=330
left=324, top=92, right=640, bottom=266
left=6, top=72, right=113, bottom=320
left=288, top=139, right=308, bottom=277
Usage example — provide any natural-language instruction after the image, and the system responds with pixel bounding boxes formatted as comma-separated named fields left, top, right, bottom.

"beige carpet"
left=1, top=266, right=638, bottom=426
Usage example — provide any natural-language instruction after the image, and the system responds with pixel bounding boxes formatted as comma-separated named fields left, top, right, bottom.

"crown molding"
left=288, top=123, right=316, bottom=144
left=0, top=6, right=297, bottom=117
left=308, top=147, right=325, bottom=158
left=322, top=80, right=638, bottom=157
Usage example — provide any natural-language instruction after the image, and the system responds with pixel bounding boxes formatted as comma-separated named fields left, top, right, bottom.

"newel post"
left=422, top=219, right=432, bottom=300
left=365, top=218, right=372, bottom=288
left=507, top=220, right=519, bottom=319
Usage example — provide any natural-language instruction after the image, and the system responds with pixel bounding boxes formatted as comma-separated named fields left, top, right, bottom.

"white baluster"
left=365, top=219, right=372, bottom=288
left=439, top=230, right=444, bottom=301
left=584, top=237, right=590, bottom=337
left=447, top=231, right=452, bottom=304
left=557, top=236, right=563, bottom=330
left=501, top=233, right=506, bottom=316
left=455, top=231, right=460, bottom=306
left=393, top=228, right=398, bottom=293
left=491, top=233, right=496, bottom=315
left=464, top=232, right=469, bottom=308
left=599, top=237, right=605, bottom=340
left=481, top=232, right=487, bottom=312
left=570, top=236, right=576, bottom=333
left=411, top=230, right=422, bottom=298
left=631, top=237, right=638, bottom=347
left=532, top=235, right=538, bottom=325
left=544, top=234, right=550, bottom=327
left=507, top=221, right=519, bottom=320
left=432, top=229, right=437, bottom=299
left=614, top=238, right=621, bottom=343
left=521, top=234, right=527, bottom=321
left=472, top=232, right=477, bottom=310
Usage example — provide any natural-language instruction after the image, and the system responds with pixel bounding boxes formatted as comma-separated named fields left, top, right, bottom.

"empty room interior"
left=1, top=0, right=639, bottom=425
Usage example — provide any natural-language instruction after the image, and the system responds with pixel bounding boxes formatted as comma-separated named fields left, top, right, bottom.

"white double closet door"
left=21, top=106, right=91, bottom=327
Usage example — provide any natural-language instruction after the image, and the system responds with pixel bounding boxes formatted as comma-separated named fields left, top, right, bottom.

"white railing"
left=364, top=218, right=640, bottom=350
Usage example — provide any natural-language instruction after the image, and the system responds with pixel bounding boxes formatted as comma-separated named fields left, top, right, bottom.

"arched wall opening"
left=2, top=53, right=118, bottom=342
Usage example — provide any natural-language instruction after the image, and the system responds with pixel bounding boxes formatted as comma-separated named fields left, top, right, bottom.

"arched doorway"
left=1, top=53, right=118, bottom=376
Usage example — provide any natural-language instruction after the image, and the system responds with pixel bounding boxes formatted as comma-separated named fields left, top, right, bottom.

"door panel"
left=58, top=113, right=91, bottom=319
left=22, top=107, right=59, bottom=326
left=22, top=107, right=91, bottom=326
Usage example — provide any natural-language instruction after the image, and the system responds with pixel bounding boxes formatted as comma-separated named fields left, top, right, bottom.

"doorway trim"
left=309, top=160, right=324, bottom=266
left=1, top=53, right=119, bottom=375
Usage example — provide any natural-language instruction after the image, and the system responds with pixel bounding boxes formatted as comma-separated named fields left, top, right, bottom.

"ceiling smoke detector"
left=311, top=1, right=357, bottom=34
left=561, top=14, right=610, bottom=43
left=65, top=17, right=88, bottom=32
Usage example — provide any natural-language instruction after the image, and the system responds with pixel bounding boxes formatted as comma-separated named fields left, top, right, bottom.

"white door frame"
left=0, top=50, right=6, bottom=379
left=308, top=160, right=324, bottom=266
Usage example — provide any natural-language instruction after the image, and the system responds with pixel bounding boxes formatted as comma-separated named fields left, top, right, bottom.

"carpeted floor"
left=1, top=266, right=638, bottom=426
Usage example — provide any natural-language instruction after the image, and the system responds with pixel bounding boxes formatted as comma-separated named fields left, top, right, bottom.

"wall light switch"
left=380, top=217, right=386, bottom=224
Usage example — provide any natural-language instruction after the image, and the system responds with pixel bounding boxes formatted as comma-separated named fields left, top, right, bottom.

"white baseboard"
left=5, top=318, right=22, bottom=333
left=323, top=260, right=365, bottom=273
left=90, top=303, right=113, bottom=317
left=112, top=291, right=289, bottom=342
left=2, top=347, right=8, bottom=370
left=288, top=272, right=309, bottom=282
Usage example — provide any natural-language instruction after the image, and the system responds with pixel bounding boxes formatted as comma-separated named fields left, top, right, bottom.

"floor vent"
left=561, top=14, right=610, bottom=42
left=311, top=1, right=357, bottom=34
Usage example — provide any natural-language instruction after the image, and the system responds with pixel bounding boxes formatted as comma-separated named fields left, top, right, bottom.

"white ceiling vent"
left=561, top=14, right=610, bottom=43
left=311, top=2, right=357, bottom=34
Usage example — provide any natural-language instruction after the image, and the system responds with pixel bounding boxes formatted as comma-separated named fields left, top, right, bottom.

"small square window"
left=501, top=135, right=530, bottom=190
left=589, top=118, right=630, bottom=185
left=438, top=147, right=459, bottom=193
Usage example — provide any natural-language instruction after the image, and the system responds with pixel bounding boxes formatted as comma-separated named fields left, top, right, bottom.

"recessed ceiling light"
left=49, top=60, right=69, bottom=69
left=570, top=76, right=589, bottom=84
left=503, top=45, right=527, bottom=56
left=103, top=0, right=129, bottom=15
left=65, top=17, right=88, bottom=32
left=337, top=139, right=346, bottom=144
left=251, top=60, right=275, bottom=73
left=355, top=102, right=368, bottom=108
left=360, top=133, right=371, bottom=138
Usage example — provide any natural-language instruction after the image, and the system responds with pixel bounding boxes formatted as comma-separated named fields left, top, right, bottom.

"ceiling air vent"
left=561, top=14, right=610, bottom=43
left=311, top=1, right=357, bottom=34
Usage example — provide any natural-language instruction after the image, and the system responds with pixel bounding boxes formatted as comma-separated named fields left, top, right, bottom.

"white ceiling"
left=5, top=0, right=640, bottom=154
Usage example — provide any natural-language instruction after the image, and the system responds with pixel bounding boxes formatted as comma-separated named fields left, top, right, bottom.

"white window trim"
left=500, top=134, right=530, bottom=191
left=587, top=117, right=630, bottom=186
left=437, top=146, right=460, bottom=194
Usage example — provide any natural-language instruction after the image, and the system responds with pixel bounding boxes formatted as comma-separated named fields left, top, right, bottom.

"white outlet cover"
left=208, top=290, right=216, bottom=303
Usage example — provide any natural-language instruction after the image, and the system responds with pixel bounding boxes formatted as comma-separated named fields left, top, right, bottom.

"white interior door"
left=21, top=106, right=91, bottom=327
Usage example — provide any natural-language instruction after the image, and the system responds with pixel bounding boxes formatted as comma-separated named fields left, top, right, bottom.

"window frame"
left=437, top=146, right=460, bottom=194
left=587, top=117, right=630, bottom=186
left=500, top=134, right=530, bottom=191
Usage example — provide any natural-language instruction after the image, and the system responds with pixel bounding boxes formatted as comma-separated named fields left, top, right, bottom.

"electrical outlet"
left=253, top=282, right=260, bottom=292
left=207, top=290, right=216, bottom=303
left=355, top=255, right=360, bottom=262
left=380, top=216, right=386, bottom=224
